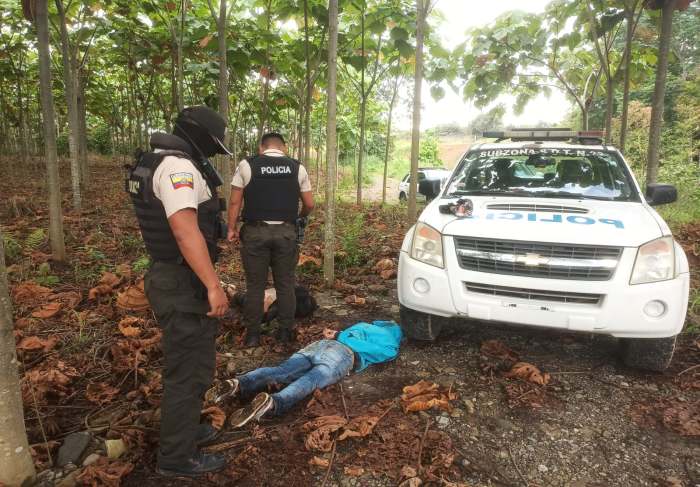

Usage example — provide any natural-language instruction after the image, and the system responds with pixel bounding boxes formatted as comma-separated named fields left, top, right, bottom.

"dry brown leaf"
left=398, top=478, right=423, bottom=487
left=118, top=317, right=143, bottom=337
left=202, top=406, right=226, bottom=429
left=400, top=465, right=418, bottom=479
left=344, top=295, right=366, bottom=305
left=661, top=401, right=700, bottom=436
left=337, top=415, right=379, bottom=440
left=374, top=258, right=395, bottom=272
left=298, top=254, right=322, bottom=267
left=344, top=466, right=365, bottom=476
left=303, top=415, right=347, bottom=452
left=86, top=382, right=120, bottom=405
left=16, top=335, right=58, bottom=352
left=504, top=362, right=551, bottom=385
left=380, top=268, right=397, bottom=280
left=198, top=34, right=213, bottom=48
left=12, top=282, right=52, bottom=306
left=402, top=380, right=439, bottom=400
left=116, top=280, right=149, bottom=312
left=51, top=291, right=81, bottom=310
left=400, top=380, right=457, bottom=413
left=76, top=457, right=134, bottom=487
left=263, top=288, right=277, bottom=313
left=308, top=456, right=330, bottom=468
left=480, top=339, right=519, bottom=363
left=31, top=302, right=62, bottom=319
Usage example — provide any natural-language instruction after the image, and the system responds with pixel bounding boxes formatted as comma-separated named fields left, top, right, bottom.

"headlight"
left=630, top=236, right=676, bottom=285
left=410, top=222, right=444, bottom=268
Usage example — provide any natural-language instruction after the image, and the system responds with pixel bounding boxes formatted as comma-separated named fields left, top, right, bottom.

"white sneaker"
left=229, top=393, right=274, bottom=428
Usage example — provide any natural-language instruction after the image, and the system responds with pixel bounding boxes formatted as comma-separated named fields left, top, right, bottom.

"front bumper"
left=398, top=243, right=690, bottom=339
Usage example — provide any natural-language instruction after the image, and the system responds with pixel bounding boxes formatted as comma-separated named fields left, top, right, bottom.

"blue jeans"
left=237, top=340, right=354, bottom=415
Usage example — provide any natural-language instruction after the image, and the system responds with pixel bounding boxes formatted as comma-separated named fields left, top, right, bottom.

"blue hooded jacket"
left=336, top=321, right=403, bottom=372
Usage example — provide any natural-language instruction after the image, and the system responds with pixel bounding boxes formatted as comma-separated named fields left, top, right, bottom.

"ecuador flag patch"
left=170, top=172, right=194, bottom=190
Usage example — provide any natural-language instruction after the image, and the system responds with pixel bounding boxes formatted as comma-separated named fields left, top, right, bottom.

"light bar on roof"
left=482, top=129, right=605, bottom=141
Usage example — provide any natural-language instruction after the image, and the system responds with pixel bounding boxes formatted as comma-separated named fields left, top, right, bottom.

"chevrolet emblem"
left=518, top=253, right=549, bottom=267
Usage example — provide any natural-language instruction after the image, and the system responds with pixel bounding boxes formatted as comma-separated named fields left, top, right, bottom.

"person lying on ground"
left=208, top=321, right=402, bottom=427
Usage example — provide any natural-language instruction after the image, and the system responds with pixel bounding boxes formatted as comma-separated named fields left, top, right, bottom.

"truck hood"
left=423, top=197, right=665, bottom=247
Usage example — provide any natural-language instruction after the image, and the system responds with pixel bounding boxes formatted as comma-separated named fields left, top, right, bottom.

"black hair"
left=260, top=132, right=286, bottom=147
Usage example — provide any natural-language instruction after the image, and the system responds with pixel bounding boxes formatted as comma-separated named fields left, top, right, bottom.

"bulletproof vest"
left=242, top=154, right=301, bottom=222
left=126, top=149, right=225, bottom=263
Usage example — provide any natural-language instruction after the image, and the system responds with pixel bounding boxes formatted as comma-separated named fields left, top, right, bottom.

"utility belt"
left=243, top=220, right=295, bottom=227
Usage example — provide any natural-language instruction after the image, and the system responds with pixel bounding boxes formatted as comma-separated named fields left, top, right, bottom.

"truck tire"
left=400, top=304, right=444, bottom=341
left=399, top=192, right=407, bottom=202
left=619, top=335, right=677, bottom=372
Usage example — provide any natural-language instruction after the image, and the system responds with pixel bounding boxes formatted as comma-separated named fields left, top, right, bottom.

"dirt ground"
left=2, top=157, right=698, bottom=487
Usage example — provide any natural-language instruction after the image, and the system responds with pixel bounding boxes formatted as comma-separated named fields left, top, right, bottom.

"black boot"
left=275, top=327, right=293, bottom=343
left=195, top=423, right=221, bottom=447
left=244, top=331, right=260, bottom=348
left=156, top=451, right=226, bottom=477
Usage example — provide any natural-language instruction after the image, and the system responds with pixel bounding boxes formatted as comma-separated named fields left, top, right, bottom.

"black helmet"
left=173, top=106, right=232, bottom=158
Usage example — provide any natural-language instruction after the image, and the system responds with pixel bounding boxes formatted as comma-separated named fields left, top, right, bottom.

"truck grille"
left=464, top=282, right=603, bottom=305
left=454, top=237, right=622, bottom=281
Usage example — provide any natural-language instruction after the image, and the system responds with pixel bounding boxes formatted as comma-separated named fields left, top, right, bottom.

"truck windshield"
left=445, top=149, right=638, bottom=201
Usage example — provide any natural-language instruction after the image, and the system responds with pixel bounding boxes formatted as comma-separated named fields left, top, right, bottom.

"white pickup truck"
left=398, top=129, right=690, bottom=371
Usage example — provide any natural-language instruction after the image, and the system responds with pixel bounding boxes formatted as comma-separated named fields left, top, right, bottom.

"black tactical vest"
left=126, top=149, right=225, bottom=263
left=242, top=154, right=301, bottom=222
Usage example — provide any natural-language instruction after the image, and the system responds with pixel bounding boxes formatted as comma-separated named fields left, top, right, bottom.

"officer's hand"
left=207, top=285, right=229, bottom=318
left=227, top=226, right=239, bottom=243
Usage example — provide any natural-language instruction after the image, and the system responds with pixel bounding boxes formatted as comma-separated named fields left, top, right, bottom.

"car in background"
left=397, top=128, right=689, bottom=371
left=399, top=168, right=452, bottom=202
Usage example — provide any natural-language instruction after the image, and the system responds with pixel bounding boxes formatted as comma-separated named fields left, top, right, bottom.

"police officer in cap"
left=227, top=132, right=314, bottom=347
left=126, top=106, right=230, bottom=477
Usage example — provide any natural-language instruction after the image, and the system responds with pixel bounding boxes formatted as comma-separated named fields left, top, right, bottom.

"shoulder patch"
left=170, top=172, right=194, bottom=189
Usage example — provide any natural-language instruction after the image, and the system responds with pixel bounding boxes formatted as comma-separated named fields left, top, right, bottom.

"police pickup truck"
left=397, top=129, right=690, bottom=371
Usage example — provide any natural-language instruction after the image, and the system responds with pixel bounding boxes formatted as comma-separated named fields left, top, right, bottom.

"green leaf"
left=390, top=26, right=408, bottom=41
left=430, top=85, right=445, bottom=101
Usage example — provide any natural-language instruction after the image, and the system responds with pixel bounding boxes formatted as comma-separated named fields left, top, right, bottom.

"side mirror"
left=646, top=183, right=677, bottom=206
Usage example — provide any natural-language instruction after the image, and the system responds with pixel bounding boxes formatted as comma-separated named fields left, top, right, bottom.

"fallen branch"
left=507, top=445, right=529, bottom=487
left=320, top=437, right=337, bottom=487
left=417, top=418, right=430, bottom=474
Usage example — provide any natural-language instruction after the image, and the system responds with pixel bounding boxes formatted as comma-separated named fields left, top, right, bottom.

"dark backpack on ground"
left=232, top=285, right=318, bottom=324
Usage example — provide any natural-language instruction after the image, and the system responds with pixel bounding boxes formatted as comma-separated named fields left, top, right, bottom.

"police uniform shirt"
left=231, top=148, right=311, bottom=224
left=153, top=151, right=212, bottom=218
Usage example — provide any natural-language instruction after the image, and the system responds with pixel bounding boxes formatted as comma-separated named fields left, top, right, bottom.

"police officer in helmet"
left=126, top=105, right=230, bottom=477
left=227, top=132, right=314, bottom=347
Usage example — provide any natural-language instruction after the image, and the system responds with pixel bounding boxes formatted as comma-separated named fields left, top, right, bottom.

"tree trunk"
left=408, top=0, right=426, bottom=222
left=619, top=7, right=635, bottom=153
left=646, top=0, right=677, bottom=185
left=215, top=0, right=232, bottom=209
left=303, top=0, right=312, bottom=166
left=37, top=0, right=66, bottom=262
left=356, top=9, right=365, bottom=205
left=357, top=98, right=366, bottom=204
left=55, top=0, right=82, bottom=210
left=324, top=0, right=339, bottom=287
left=77, top=71, right=89, bottom=186
left=382, top=74, right=400, bottom=205
left=605, top=76, right=614, bottom=143
left=177, top=0, right=186, bottom=112
left=0, top=227, right=36, bottom=487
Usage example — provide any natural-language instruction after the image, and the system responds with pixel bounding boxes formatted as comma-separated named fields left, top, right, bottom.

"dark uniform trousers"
left=144, top=262, right=217, bottom=467
left=240, top=222, right=298, bottom=334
